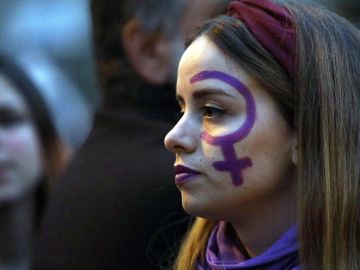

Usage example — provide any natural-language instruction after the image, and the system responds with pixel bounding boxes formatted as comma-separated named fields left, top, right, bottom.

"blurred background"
left=300, top=0, right=360, bottom=26
left=0, top=0, right=100, bottom=110
left=0, top=0, right=358, bottom=113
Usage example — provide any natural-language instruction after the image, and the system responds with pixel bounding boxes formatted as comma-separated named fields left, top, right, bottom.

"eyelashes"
left=201, top=105, right=226, bottom=119
left=174, top=104, right=227, bottom=122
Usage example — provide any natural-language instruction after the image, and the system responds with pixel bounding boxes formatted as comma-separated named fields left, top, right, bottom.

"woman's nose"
left=164, top=114, right=196, bottom=154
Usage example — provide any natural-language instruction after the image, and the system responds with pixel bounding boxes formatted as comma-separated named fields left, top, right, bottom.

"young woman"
left=0, top=53, right=65, bottom=269
left=164, top=0, right=360, bottom=269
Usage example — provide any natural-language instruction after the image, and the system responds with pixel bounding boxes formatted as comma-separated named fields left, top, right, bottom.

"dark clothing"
left=33, top=85, right=188, bottom=270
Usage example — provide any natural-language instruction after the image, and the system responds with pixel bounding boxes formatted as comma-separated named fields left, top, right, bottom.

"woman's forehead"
left=177, top=36, right=258, bottom=94
left=179, top=36, right=225, bottom=75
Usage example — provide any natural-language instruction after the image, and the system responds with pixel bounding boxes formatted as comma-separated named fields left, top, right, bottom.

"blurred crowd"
left=0, top=0, right=358, bottom=269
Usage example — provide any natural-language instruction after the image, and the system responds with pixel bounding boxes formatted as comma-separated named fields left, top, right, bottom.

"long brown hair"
left=292, top=3, right=360, bottom=269
left=174, top=2, right=360, bottom=269
left=0, top=53, right=65, bottom=211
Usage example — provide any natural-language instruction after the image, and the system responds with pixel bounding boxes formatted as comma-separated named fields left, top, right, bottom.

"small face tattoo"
left=190, top=70, right=256, bottom=186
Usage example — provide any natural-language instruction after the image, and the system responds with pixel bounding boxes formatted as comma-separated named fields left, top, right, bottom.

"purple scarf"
left=198, top=222, right=299, bottom=270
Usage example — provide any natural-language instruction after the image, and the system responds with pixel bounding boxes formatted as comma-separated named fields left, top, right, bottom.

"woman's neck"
left=231, top=182, right=297, bottom=258
left=0, top=194, right=36, bottom=270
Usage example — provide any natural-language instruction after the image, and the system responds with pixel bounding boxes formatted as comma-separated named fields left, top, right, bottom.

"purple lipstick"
left=174, top=165, right=201, bottom=185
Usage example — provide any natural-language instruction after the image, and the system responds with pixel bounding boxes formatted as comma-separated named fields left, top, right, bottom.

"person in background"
left=0, top=52, right=66, bottom=269
left=164, top=0, right=360, bottom=269
left=33, top=0, right=231, bottom=269
left=15, top=48, right=93, bottom=166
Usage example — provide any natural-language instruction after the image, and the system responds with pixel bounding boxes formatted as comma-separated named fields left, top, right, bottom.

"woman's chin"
left=181, top=192, right=217, bottom=220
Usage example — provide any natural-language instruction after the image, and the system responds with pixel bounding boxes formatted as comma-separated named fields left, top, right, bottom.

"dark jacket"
left=33, top=85, right=188, bottom=270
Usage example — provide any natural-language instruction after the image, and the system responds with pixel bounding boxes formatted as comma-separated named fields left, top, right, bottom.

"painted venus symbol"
left=190, top=70, right=256, bottom=186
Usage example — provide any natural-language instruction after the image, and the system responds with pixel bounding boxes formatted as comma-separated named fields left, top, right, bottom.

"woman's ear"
left=291, top=136, right=297, bottom=165
left=121, top=19, right=172, bottom=85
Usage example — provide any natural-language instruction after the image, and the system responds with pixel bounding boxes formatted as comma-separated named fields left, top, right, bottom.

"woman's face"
left=0, top=74, right=44, bottom=203
left=164, top=36, right=296, bottom=222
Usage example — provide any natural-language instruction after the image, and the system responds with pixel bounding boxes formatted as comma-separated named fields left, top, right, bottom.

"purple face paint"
left=190, top=70, right=256, bottom=186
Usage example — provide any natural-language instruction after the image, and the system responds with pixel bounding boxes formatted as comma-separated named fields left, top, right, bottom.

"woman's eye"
left=0, top=111, right=26, bottom=128
left=202, top=105, right=225, bottom=119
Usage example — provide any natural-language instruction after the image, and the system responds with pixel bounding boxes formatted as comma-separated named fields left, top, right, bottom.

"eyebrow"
left=176, top=88, right=235, bottom=103
left=176, top=88, right=235, bottom=100
left=193, top=88, right=235, bottom=99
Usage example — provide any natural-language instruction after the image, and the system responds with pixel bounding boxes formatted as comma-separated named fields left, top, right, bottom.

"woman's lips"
left=174, top=165, right=201, bottom=185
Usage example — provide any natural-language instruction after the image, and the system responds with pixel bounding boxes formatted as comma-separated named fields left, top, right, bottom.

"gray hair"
left=90, top=0, right=188, bottom=98
left=127, top=0, right=188, bottom=37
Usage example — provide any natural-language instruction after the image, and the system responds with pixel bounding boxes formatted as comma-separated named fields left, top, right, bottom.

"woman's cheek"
left=9, top=126, right=44, bottom=178
left=6, top=127, right=35, bottom=155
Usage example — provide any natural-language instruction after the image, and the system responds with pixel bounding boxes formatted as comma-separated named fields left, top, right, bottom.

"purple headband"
left=228, top=0, right=296, bottom=76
